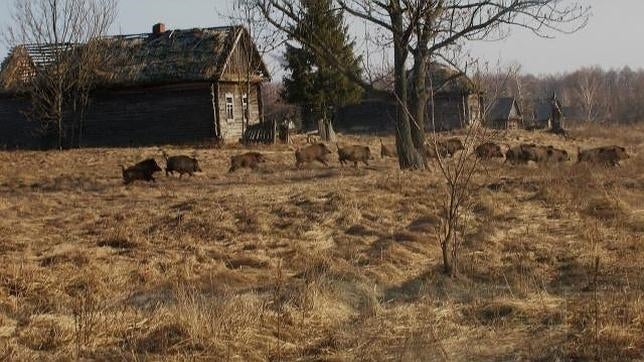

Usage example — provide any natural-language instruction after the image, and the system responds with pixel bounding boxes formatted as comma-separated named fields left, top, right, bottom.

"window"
left=225, top=93, right=234, bottom=120
left=242, top=94, right=249, bottom=121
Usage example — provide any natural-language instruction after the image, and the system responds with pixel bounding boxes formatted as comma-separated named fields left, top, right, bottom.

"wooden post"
left=272, top=119, right=277, bottom=144
left=551, top=92, right=563, bottom=132
left=318, top=118, right=326, bottom=141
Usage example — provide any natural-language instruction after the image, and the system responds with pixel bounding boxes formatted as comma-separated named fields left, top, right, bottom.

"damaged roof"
left=0, top=25, right=270, bottom=91
left=487, top=97, right=522, bottom=121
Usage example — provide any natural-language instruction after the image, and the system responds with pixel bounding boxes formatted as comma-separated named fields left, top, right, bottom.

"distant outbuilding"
left=486, top=97, right=523, bottom=130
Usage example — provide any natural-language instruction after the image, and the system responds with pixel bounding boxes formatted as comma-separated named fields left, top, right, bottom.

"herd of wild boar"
left=120, top=139, right=631, bottom=184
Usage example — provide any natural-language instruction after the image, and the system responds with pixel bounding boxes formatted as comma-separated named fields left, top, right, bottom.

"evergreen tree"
left=282, top=0, right=363, bottom=130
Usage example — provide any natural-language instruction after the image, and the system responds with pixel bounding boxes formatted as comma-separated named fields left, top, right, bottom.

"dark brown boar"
left=423, top=138, right=462, bottom=159
left=164, top=154, right=202, bottom=177
left=512, top=144, right=550, bottom=163
left=380, top=139, right=398, bottom=159
left=504, top=146, right=522, bottom=164
left=337, top=145, right=372, bottom=167
left=295, top=143, right=333, bottom=168
left=121, top=158, right=162, bottom=184
left=506, top=144, right=568, bottom=164
left=578, top=145, right=630, bottom=166
left=229, top=152, right=266, bottom=172
left=505, top=144, right=537, bottom=164
left=444, top=138, right=464, bottom=157
left=545, top=147, right=570, bottom=163
left=475, top=142, right=504, bottom=159
left=424, top=142, right=450, bottom=159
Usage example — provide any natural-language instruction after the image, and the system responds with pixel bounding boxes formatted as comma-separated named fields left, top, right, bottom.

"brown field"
left=0, top=124, right=642, bottom=361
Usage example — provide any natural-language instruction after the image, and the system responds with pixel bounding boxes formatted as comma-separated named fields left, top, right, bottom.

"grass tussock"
left=0, top=124, right=642, bottom=360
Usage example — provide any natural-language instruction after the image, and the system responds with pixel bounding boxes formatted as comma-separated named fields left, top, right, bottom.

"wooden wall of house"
left=428, top=93, right=481, bottom=131
left=81, top=83, right=216, bottom=147
left=429, top=96, right=464, bottom=131
left=0, top=95, right=53, bottom=149
left=334, top=99, right=397, bottom=133
left=489, top=117, right=521, bottom=130
left=217, top=82, right=261, bottom=141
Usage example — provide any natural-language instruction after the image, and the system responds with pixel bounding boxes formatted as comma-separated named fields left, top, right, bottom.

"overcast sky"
left=1, top=0, right=642, bottom=76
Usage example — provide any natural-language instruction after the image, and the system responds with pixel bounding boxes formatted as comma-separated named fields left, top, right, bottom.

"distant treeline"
left=483, top=66, right=644, bottom=124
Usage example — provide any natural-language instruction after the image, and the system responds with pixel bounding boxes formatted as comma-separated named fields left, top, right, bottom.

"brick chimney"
left=152, top=23, right=166, bottom=35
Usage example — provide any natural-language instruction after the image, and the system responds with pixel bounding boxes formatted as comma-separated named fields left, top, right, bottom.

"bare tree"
left=5, top=0, right=118, bottom=149
left=428, top=61, right=520, bottom=275
left=573, top=67, right=602, bottom=122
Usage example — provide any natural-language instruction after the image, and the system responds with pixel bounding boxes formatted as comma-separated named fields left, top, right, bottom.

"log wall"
left=81, top=83, right=216, bottom=147
left=0, top=94, right=51, bottom=149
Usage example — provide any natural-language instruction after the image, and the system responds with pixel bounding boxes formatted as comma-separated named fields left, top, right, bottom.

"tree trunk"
left=391, top=8, right=424, bottom=170
left=410, top=47, right=429, bottom=152
left=56, top=88, right=63, bottom=150
left=442, top=239, right=452, bottom=275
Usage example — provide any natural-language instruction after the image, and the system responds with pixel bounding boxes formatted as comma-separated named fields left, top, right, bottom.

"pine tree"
left=282, top=0, right=363, bottom=130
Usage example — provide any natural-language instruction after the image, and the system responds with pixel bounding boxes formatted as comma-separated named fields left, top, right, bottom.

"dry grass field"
left=0, top=124, right=642, bottom=361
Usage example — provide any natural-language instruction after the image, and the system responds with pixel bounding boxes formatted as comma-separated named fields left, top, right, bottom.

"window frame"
left=225, top=93, right=234, bottom=121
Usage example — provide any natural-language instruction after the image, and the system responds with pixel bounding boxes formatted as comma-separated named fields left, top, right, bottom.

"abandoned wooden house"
left=334, top=63, right=482, bottom=133
left=531, top=102, right=555, bottom=129
left=528, top=95, right=564, bottom=130
left=0, top=23, right=270, bottom=149
left=486, top=97, right=523, bottom=130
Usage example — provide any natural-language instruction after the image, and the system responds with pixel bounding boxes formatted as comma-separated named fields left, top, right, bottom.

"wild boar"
left=121, top=158, right=162, bottom=184
left=423, top=142, right=450, bottom=159
left=423, top=138, right=462, bottom=159
left=506, top=144, right=568, bottom=164
left=229, top=152, right=266, bottom=172
left=164, top=154, right=202, bottom=177
left=505, top=144, right=538, bottom=164
left=545, top=147, right=570, bottom=163
left=295, top=143, right=333, bottom=168
left=475, top=142, right=505, bottom=159
left=578, top=145, right=630, bottom=166
left=380, top=139, right=398, bottom=159
left=521, top=144, right=550, bottom=163
left=337, top=145, right=372, bottom=167
left=444, top=138, right=465, bottom=157
left=505, top=146, right=524, bottom=165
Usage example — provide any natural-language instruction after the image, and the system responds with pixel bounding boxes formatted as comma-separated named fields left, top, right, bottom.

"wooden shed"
left=531, top=101, right=554, bottom=129
left=486, top=97, right=523, bottom=130
left=0, top=24, right=270, bottom=148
